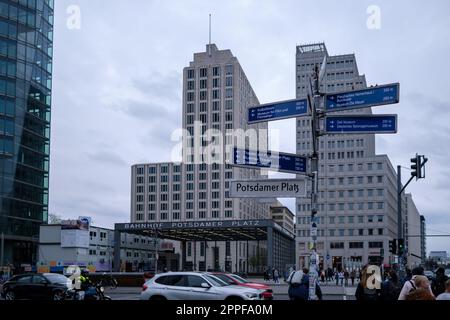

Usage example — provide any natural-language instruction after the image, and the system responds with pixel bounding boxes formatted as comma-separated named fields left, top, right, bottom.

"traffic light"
left=389, top=239, right=397, bottom=254
left=398, top=239, right=405, bottom=256
left=411, top=155, right=420, bottom=179
left=411, top=154, right=428, bottom=180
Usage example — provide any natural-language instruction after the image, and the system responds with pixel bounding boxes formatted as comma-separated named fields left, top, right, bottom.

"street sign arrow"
left=325, top=83, right=399, bottom=112
left=248, top=98, right=308, bottom=124
left=231, top=147, right=307, bottom=174
left=325, top=114, right=398, bottom=134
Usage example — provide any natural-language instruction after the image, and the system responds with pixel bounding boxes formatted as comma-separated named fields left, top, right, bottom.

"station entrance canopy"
left=113, top=219, right=295, bottom=273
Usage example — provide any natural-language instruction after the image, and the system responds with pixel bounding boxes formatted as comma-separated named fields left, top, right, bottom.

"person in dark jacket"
left=288, top=268, right=323, bottom=301
left=380, top=270, right=401, bottom=301
left=431, top=267, right=449, bottom=297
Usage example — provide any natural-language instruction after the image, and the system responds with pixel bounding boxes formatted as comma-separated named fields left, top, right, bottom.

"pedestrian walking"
left=344, top=269, right=349, bottom=286
left=355, top=266, right=381, bottom=301
left=287, top=268, right=322, bottom=301
left=273, top=269, right=280, bottom=284
left=398, top=267, right=434, bottom=300
left=335, top=270, right=339, bottom=286
left=380, top=270, right=401, bottom=301
left=339, top=270, right=345, bottom=286
left=320, top=270, right=325, bottom=283
left=350, top=270, right=356, bottom=286
left=405, top=276, right=435, bottom=300
left=431, top=267, right=449, bottom=297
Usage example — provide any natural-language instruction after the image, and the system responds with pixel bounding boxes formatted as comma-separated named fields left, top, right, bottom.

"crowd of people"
left=355, top=266, right=450, bottom=301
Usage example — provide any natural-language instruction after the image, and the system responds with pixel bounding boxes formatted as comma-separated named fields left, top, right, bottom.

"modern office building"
left=0, top=0, right=54, bottom=268
left=405, top=193, right=423, bottom=267
left=270, top=205, right=295, bottom=235
left=420, top=215, right=426, bottom=262
left=294, top=43, right=418, bottom=270
left=130, top=44, right=279, bottom=273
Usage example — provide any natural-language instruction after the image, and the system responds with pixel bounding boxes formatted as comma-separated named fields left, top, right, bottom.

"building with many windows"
left=0, top=0, right=54, bottom=268
left=130, top=44, right=273, bottom=273
left=294, top=43, right=419, bottom=270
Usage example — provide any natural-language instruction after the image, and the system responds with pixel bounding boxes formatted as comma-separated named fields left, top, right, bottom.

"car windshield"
left=230, top=274, right=249, bottom=283
left=204, top=274, right=228, bottom=287
left=45, top=274, right=69, bottom=284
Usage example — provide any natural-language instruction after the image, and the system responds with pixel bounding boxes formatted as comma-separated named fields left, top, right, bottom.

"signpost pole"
left=307, top=64, right=322, bottom=300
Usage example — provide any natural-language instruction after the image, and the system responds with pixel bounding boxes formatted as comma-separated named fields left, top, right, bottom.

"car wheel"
left=52, top=291, right=65, bottom=301
left=149, top=296, right=167, bottom=301
left=4, top=291, right=15, bottom=301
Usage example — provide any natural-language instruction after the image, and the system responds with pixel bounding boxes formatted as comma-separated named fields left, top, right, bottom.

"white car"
left=140, top=272, right=263, bottom=301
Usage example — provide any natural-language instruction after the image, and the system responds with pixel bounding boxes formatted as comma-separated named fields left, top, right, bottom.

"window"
left=369, top=242, right=383, bottom=249
left=200, top=68, right=208, bottom=78
left=358, top=229, right=364, bottom=236
left=377, top=215, right=384, bottom=222
left=339, top=229, right=345, bottom=236
left=378, top=228, right=383, bottom=235
left=368, top=229, right=373, bottom=236
left=330, top=242, right=344, bottom=249
left=348, top=216, right=354, bottom=223
left=358, top=216, right=364, bottom=223
left=377, top=176, right=383, bottom=183
left=329, top=217, right=335, bottom=224
left=349, top=242, right=364, bottom=249
left=377, top=202, right=384, bottom=210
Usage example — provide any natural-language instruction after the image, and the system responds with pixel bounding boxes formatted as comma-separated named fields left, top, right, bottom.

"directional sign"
left=248, top=99, right=308, bottom=124
left=325, top=83, right=399, bottom=112
left=325, top=115, right=397, bottom=134
left=232, top=148, right=307, bottom=174
left=230, top=179, right=307, bottom=198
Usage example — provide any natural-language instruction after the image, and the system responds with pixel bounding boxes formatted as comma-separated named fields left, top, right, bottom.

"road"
left=105, top=283, right=357, bottom=301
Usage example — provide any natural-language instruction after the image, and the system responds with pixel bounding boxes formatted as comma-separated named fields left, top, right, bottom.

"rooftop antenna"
left=209, top=14, right=212, bottom=57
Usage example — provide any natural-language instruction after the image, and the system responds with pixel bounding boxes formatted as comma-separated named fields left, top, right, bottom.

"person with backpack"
left=398, top=267, right=434, bottom=300
left=405, top=276, right=436, bottom=300
left=380, top=270, right=401, bottom=300
left=431, top=267, right=449, bottom=297
left=355, top=266, right=381, bottom=301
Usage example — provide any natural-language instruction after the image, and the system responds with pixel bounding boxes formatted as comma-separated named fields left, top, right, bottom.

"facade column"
left=181, top=241, right=186, bottom=271
left=113, top=230, right=121, bottom=272
left=267, top=227, right=273, bottom=271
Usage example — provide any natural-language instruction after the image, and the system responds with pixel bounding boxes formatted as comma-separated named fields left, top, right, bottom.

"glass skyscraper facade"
left=0, top=0, right=53, bottom=268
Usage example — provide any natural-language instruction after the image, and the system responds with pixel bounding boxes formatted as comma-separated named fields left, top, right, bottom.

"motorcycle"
left=65, top=282, right=112, bottom=301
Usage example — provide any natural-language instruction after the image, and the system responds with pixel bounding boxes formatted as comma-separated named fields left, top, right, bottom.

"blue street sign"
left=248, top=99, right=308, bottom=124
left=325, top=115, right=398, bottom=134
left=232, top=147, right=307, bottom=174
left=325, top=83, right=399, bottom=112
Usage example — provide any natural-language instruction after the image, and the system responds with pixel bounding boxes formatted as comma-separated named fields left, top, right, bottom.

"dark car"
left=1, top=273, right=72, bottom=301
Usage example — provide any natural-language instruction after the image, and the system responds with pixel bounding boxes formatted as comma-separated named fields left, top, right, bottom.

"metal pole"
left=154, top=229, right=158, bottom=274
left=397, top=165, right=403, bottom=276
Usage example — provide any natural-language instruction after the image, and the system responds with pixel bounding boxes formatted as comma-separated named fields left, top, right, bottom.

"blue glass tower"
left=0, top=0, right=53, bottom=269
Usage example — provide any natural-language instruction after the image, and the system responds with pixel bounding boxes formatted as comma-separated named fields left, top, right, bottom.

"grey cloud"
left=87, top=151, right=128, bottom=166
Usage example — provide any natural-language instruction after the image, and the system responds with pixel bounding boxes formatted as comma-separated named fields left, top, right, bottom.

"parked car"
left=140, top=272, right=263, bottom=301
left=424, top=270, right=435, bottom=281
left=1, top=273, right=72, bottom=301
left=211, top=272, right=273, bottom=300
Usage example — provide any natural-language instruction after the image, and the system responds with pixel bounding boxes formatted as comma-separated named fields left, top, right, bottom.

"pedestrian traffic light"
left=389, top=239, right=397, bottom=254
left=398, top=239, right=405, bottom=256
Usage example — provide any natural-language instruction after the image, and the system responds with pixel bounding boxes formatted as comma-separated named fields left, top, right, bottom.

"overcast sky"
left=50, top=0, right=450, bottom=253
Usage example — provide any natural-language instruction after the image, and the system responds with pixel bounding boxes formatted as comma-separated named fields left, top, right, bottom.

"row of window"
left=136, top=172, right=233, bottom=184
left=186, top=88, right=233, bottom=102
left=298, top=214, right=384, bottom=225
left=135, top=210, right=234, bottom=222
left=186, top=76, right=233, bottom=90
left=298, top=201, right=384, bottom=212
left=187, top=65, right=233, bottom=80
left=186, top=100, right=234, bottom=114
left=297, top=228, right=384, bottom=237
left=324, top=175, right=384, bottom=185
